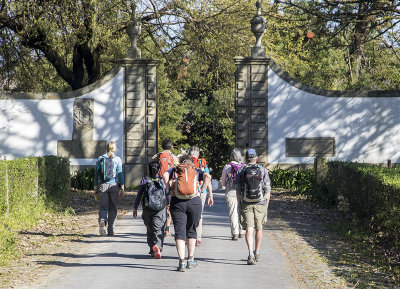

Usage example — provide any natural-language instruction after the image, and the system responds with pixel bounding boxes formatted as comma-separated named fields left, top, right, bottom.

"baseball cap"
left=246, top=148, right=257, bottom=158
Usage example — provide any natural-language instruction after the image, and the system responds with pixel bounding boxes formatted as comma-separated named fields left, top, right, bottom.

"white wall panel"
left=0, top=68, right=125, bottom=166
left=268, top=69, right=400, bottom=164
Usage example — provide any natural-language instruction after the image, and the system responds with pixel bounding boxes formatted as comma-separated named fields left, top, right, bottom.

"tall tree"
left=271, top=0, right=400, bottom=88
left=0, top=0, right=181, bottom=91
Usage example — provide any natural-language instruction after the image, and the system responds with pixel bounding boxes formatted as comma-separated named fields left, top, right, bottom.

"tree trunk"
left=348, top=1, right=376, bottom=85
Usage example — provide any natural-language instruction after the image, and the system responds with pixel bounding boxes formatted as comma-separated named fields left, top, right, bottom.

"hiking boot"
left=195, top=240, right=201, bottom=246
left=187, top=259, right=197, bottom=269
left=177, top=260, right=186, bottom=272
left=232, top=234, right=239, bottom=241
left=99, top=219, right=106, bottom=236
left=152, top=245, right=161, bottom=259
left=239, top=233, right=245, bottom=238
left=255, top=254, right=260, bottom=262
left=247, top=255, right=256, bottom=265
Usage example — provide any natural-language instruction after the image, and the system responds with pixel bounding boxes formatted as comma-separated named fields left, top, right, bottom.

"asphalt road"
left=26, top=190, right=305, bottom=289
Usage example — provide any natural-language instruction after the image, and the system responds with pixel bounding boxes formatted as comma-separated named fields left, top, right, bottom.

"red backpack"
left=192, top=157, right=207, bottom=171
left=192, top=156, right=200, bottom=169
left=158, top=152, right=174, bottom=175
left=172, top=164, right=199, bottom=199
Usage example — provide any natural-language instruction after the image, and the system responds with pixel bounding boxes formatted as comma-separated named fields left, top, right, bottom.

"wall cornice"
left=269, top=58, right=400, bottom=98
left=0, top=63, right=124, bottom=100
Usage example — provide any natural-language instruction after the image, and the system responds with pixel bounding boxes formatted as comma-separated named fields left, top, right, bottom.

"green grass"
left=0, top=195, right=49, bottom=266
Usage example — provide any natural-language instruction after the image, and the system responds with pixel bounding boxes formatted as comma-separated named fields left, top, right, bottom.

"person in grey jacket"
left=235, top=148, right=271, bottom=265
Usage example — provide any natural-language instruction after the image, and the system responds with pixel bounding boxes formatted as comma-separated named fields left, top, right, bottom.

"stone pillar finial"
left=256, top=0, right=262, bottom=16
left=250, top=0, right=267, bottom=57
left=126, top=2, right=142, bottom=59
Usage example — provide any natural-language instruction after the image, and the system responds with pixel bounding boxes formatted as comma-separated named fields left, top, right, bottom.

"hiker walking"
left=163, top=154, right=212, bottom=272
left=235, top=148, right=271, bottom=265
left=221, top=148, right=246, bottom=240
left=94, top=141, right=125, bottom=236
left=188, top=146, right=213, bottom=246
left=152, top=139, right=179, bottom=237
left=133, top=161, right=169, bottom=259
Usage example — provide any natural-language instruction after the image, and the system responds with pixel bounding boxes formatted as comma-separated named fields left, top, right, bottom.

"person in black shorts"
left=163, top=154, right=212, bottom=272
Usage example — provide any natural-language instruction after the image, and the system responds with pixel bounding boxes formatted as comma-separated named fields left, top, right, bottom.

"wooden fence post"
left=5, top=161, right=9, bottom=217
left=314, top=156, right=327, bottom=184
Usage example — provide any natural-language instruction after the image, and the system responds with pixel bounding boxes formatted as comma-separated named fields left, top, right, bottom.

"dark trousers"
left=170, top=196, right=202, bottom=241
left=98, top=183, right=119, bottom=233
left=142, top=208, right=167, bottom=252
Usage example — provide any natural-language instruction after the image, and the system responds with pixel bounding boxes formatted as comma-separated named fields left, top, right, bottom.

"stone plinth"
left=58, top=98, right=108, bottom=159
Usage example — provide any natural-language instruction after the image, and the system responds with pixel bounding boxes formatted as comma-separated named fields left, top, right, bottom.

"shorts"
left=241, top=203, right=268, bottom=230
left=170, top=196, right=202, bottom=241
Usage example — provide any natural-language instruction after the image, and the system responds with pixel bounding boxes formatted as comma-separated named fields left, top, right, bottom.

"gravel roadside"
left=269, top=190, right=398, bottom=289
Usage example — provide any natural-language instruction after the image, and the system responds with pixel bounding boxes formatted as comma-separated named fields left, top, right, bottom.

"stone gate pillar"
left=122, top=59, right=158, bottom=187
left=234, top=0, right=269, bottom=165
left=122, top=7, right=159, bottom=186
left=234, top=57, right=269, bottom=165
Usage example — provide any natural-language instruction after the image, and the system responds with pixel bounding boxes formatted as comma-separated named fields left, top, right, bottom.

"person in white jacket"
left=221, top=148, right=246, bottom=240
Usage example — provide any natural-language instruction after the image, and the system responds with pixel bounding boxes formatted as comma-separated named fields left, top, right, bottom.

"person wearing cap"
left=235, top=148, right=271, bottom=265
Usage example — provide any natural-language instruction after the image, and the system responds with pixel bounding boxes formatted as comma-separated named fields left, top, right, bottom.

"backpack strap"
left=239, top=164, right=250, bottom=190
left=168, top=153, right=174, bottom=167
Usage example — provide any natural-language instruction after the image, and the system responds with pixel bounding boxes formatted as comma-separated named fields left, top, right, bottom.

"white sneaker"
left=99, top=219, right=106, bottom=235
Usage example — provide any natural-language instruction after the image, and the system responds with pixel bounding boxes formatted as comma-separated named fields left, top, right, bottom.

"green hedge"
left=0, top=156, right=70, bottom=216
left=269, top=162, right=400, bottom=248
left=0, top=156, right=70, bottom=265
left=270, top=168, right=315, bottom=194
left=324, top=161, right=400, bottom=247
left=38, top=156, right=70, bottom=205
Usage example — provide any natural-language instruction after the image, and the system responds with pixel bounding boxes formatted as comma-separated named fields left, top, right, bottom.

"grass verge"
left=0, top=195, right=50, bottom=266
left=329, top=217, right=400, bottom=287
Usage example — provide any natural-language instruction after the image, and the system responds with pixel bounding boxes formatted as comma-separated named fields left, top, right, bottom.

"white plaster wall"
left=0, top=68, right=125, bottom=166
left=268, top=69, right=400, bottom=164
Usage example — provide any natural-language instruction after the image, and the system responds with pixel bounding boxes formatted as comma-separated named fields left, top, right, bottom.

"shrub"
left=270, top=168, right=315, bottom=194
left=324, top=161, right=400, bottom=249
left=70, top=168, right=95, bottom=190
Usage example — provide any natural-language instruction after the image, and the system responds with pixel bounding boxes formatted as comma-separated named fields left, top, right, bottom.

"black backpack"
left=143, top=178, right=167, bottom=211
left=241, top=164, right=264, bottom=202
left=99, top=156, right=114, bottom=182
